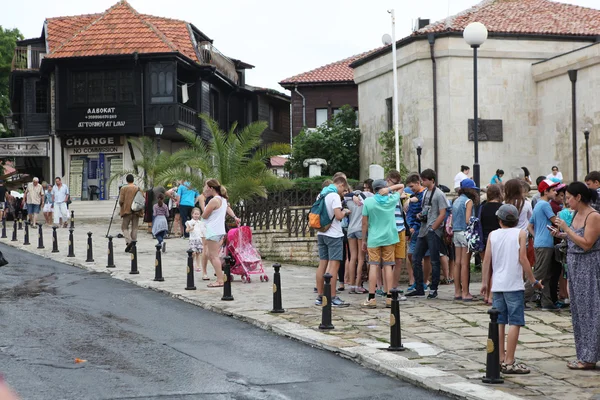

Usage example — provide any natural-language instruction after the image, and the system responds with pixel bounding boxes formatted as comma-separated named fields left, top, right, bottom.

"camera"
left=417, top=210, right=428, bottom=223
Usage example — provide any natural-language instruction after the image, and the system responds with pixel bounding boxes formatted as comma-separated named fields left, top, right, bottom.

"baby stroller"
left=226, top=226, right=268, bottom=283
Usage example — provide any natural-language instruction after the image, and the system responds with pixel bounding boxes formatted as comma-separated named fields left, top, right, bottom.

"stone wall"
left=251, top=229, right=318, bottom=267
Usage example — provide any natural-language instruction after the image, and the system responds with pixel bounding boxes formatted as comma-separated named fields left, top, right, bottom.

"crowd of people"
left=310, top=166, right=599, bottom=374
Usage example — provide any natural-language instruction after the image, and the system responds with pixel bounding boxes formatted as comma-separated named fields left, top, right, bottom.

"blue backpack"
left=465, top=203, right=484, bottom=253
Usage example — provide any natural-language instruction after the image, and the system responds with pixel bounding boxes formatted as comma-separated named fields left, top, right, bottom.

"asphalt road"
left=0, top=244, right=448, bottom=400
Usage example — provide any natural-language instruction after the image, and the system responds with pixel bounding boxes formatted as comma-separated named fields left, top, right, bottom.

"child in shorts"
left=185, top=207, right=205, bottom=272
left=481, top=204, right=543, bottom=374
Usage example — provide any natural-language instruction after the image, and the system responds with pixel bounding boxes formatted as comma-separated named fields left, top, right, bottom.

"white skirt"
left=43, top=203, right=53, bottom=213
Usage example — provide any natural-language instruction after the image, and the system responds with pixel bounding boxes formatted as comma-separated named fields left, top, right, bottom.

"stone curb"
left=2, top=239, right=524, bottom=400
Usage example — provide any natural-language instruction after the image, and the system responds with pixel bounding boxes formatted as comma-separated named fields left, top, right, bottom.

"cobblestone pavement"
left=2, top=221, right=598, bottom=400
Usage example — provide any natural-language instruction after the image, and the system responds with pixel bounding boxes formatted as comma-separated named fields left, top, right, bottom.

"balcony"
left=11, top=47, right=46, bottom=71
left=197, top=42, right=238, bottom=85
left=178, top=104, right=198, bottom=130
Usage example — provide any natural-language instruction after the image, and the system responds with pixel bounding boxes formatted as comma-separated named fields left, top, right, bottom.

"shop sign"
left=77, top=108, right=126, bottom=129
left=0, top=141, right=48, bottom=157
left=72, top=146, right=119, bottom=154
left=64, top=136, right=121, bottom=147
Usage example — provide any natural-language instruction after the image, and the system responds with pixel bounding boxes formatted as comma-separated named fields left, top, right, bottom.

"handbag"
left=131, top=190, right=145, bottom=212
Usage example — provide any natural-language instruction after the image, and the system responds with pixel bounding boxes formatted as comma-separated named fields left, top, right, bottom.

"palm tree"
left=161, top=114, right=291, bottom=204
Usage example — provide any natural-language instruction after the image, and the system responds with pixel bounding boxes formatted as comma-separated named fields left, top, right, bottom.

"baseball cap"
left=496, top=204, right=519, bottom=223
left=538, top=179, right=559, bottom=194
left=372, top=179, right=387, bottom=192
left=460, top=179, right=479, bottom=190
left=555, top=183, right=567, bottom=192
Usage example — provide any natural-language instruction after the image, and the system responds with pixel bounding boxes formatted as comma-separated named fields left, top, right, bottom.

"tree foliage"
left=0, top=26, right=23, bottom=136
left=378, top=129, right=409, bottom=177
left=158, top=114, right=292, bottom=204
left=286, top=105, right=360, bottom=179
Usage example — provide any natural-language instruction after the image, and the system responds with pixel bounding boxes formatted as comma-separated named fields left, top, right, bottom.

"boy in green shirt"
left=361, top=179, right=405, bottom=308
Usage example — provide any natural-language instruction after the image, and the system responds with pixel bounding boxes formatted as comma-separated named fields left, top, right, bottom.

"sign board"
left=58, top=104, right=141, bottom=134
left=63, top=136, right=121, bottom=147
left=468, top=119, right=503, bottom=142
left=0, top=141, right=48, bottom=157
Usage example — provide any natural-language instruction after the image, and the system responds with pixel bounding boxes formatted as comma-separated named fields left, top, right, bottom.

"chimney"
left=418, top=18, right=430, bottom=29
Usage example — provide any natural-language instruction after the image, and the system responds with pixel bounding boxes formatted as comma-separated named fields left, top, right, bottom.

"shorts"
left=189, top=239, right=203, bottom=253
left=43, top=203, right=53, bottom=213
left=367, top=245, right=396, bottom=267
left=408, top=231, right=430, bottom=256
left=347, top=231, right=363, bottom=240
left=27, top=204, right=40, bottom=214
left=317, top=234, right=343, bottom=261
left=492, top=291, right=525, bottom=326
left=206, top=234, right=225, bottom=242
left=394, top=232, right=407, bottom=259
left=453, top=231, right=468, bottom=247
left=0, top=202, right=5, bottom=211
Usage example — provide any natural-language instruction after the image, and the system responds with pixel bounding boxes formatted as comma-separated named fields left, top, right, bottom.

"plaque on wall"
left=468, top=119, right=503, bottom=142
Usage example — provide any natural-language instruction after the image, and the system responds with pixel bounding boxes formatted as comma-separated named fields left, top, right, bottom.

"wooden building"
left=8, top=0, right=289, bottom=200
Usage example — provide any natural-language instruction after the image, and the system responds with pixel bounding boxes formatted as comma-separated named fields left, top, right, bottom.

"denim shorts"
left=347, top=231, right=363, bottom=240
left=27, top=204, right=40, bottom=214
left=206, top=234, right=225, bottom=242
left=492, top=291, right=525, bottom=326
left=317, top=235, right=343, bottom=261
left=408, top=232, right=430, bottom=256
left=453, top=231, right=468, bottom=248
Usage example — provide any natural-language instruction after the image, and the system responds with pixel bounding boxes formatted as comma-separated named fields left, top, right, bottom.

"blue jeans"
left=179, top=205, right=193, bottom=238
left=155, top=231, right=166, bottom=244
left=412, top=230, right=442, bottom=292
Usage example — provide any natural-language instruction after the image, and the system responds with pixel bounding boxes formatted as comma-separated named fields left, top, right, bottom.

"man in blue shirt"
left=176, top=181, right=199, bottom=238
left=528, top=179, right=559, bottom=310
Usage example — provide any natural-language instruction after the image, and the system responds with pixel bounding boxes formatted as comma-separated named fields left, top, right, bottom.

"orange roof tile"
left=415, top=0, right=600, bottom=37
left=279, top=50, right=377, bottom=86
left=45, top=14, right=100, bottom=52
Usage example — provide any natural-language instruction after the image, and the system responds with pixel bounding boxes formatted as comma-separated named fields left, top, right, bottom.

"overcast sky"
left=2, top=0, right=598, bottom=92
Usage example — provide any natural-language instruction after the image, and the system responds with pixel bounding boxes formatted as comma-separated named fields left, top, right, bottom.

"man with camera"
left=406, top=169, right=448, bottom=300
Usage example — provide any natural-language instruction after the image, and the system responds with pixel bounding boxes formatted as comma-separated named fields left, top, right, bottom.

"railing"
left=197, top=41, right=239, bottom=85
left=287, top=206, right=315, bottom=238
left=178, top=104, right=197, bottom=130
left=11, top=47, right=46, bottom=71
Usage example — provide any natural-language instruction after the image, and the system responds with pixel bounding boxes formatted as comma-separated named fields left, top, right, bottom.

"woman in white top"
left=202, top=179, right=229, bottom=288
left=453, top=165, right=470, bottom=192
left=547, top=166, right=563, bottom=183
left=503, top=179, right=533, bottom=232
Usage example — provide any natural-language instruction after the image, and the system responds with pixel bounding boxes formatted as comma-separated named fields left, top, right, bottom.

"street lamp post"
left=584, top=130, right=590, bottom=174
left=463, top=22, right=488, bottom=190
left=413, top=137, right=424, bottom=174
left=383, top=9, right=400, bottom=172
left=154, top=121, right=163, bottom=154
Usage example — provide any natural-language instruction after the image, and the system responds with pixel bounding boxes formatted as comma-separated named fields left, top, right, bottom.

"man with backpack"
left=312, top=175, right=351, bottom=307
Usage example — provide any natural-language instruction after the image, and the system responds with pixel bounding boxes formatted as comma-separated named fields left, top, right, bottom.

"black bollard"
left=11, top=219, right=17, bottom=242
left=129, top=241, right=139, bottom=274
left=23, top=221, right=30, bottom=245
left=154, top=243, right=164, bottom=281
left=319, top=273, right=334, bottom=330
left=52, top=226, right=59, bottom=253
left=67, top=228, right=75, bottom=257
left=86, top=232, right=94, bottom=262
left=482, top=308, right=504, bottom=384
left=270, top=263, right=284, bottom=313
left=1, top=217, right=6, bottom=238
left=106, top=236, right=116, bottom=268
left=37, top=224, right=44, bottom=249
left=17, top=212, right=22, bottom=230
left=221, top=256, right=234, bottom=301
left=387, top=288, right=406, bottom=351
left=185, top=249, right=196, bottom=290
left=70, top=210, right=75, bottom=229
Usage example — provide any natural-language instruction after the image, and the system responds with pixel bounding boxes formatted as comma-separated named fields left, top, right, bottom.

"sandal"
left=202, top=275, right=210, bottom=281
left=502, top=362, right=530, bottom=374
left=567, top=360, right=596, bottom=370
left=207, top=282, right=224, bottom=288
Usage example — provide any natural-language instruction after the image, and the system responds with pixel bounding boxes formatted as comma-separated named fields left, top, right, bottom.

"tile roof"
left=279, top=50, right=376, bottom=86
left=415, top=0, right=600, bottom=37
left=44, top=0, right=200, bottom=62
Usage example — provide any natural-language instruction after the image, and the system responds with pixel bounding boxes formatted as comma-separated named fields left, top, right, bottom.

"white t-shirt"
left=546, top=172, right=563, bottom=182
left=186, top=219, right=205, bottom=240
left=517, top=200, right=533, bottom=231
left=489, top=228, right=525, bottom=292
left=454, top=172, right=469, bottom=189
left=317, top=192, right=343, bottom=238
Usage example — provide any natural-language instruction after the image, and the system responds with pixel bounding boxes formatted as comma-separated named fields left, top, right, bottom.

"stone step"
left=68, top=200, right=120, bottom=219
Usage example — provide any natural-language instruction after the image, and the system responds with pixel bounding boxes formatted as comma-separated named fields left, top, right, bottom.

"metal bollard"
left=86, top=232, right=94, bottom=262
left=17, top=212, right=22, bottom=230
left=23, top=221, right=30, bottom=245
left=387, top=289, right=406, bottom=351
left=185, top=249, right=196, bottom=290
left=37, top=224, right=44, bottom=249
left=482, top=307, right=504, bottom=384
left=1, top=217, right=6, bottom=238
left=154, top=243, right=164, bottom=281
left=270, top=263, right=284, bottom=313
left=11, top=219, right=17, bottom=242
left=106, top=236, right=115, bottom=268
left=70, top=210, right=75, bottom=229
left=52, top=226, right=59, bottom=252
left=221, top=256, right=234, bottom=301
left=319, top=273, right=334, bottom=330
left=67, top=228, right=75, bottom=257
left=129, top=241, right=139, bottom=274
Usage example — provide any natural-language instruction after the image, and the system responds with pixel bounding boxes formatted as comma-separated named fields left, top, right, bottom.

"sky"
left=2, top=0, right=599, bottom=93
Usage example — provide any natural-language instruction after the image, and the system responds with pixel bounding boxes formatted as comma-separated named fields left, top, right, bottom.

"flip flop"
left=207, top=282, right=224, bottom=288
left=567, top=360, right=596, bottom=370
left=454, top=296, right=463, bottom=300
left=463, top=298, right=475, bottom=302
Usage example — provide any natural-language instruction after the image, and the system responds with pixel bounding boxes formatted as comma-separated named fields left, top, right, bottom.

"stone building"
left=350, top=0, right=600, bottom=185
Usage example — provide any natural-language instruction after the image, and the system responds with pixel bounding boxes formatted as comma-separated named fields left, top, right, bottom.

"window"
left=246, top=101, right=253, bottom=125
left=72, top=72, right=87, bottom=104
left=119, top=71, right=134, bottom=102
left=333, top=108, right=342, bottom=117
left=210, top=90, right=219, bottom=121
left=386, top=97, right=393, bottom=131
left=71, top=70, right=134, bottom=104
left=269, top=104, right=279, bottom=130
left=35, top=81, right=48, bottom=113
left=315, top=108, right=327, bottom=127
left=149, top=63, right=175, bottom=104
